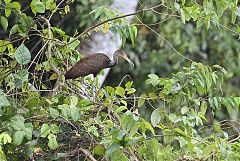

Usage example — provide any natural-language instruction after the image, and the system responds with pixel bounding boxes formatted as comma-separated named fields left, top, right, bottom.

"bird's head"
left=114, top=50, right=134, bottom=66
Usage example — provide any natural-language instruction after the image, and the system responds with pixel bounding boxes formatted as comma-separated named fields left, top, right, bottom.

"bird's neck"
left=109, top=53, right=118, bottom=66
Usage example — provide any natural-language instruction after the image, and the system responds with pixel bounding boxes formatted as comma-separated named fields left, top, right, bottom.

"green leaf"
left=15, top=69, right=28, bottom=81
left=180, top=9, right=186, bottom=24
left=200, top=100, right=207, bottom=115
left=30, top=0, right=46, bottom=15
left=13, top=131, right=25, bottom=145
left=0, top=95, right=10, bottom=107
left=203, top=144, right=215, bottom=156
left=0, top=145, right=7, bottom=161
left=116, top=86, right=125, bottom=97
left=132, top=26, right=138, bottom=38
left=174, top=128, right=187, bottom=137
left=7, top=2, right=21, bottom=12
left=138, top=94, right=146, bottom=107
left=126, top=88, right=136, bottom=94
left=94, top=7, right=104, bottom=19
left=50, top=124, right=60, bottom=134
left=69, top=96, right=78, bottom=107
left=40, top=124, right=51, bottom=138
left=0, top=16, right=8, bottom=31
left=49, top=108, right=59, bottom=119
left=129, top=122, right=140, bottom=137
left=106, top=143, right=119, bottom=156
left=9, top=24, right=18, bottom=36
left=0, top=133, right=12, bottom=144
left=181, top=106, right=188, bottom=114
left=70, top=107, right=80, bottom=122
left=146, top=74, right=160, bottom=86
left=94, top=145, right=105, bottom=155
left=15, top=44, right=31, bottom=65
left=24, top=123, right=33, bottom=140
left=116, top=106, right=127, bottom=113
left=140, top=118, right=155, bottom=135
left=174, top=2, right=180, bottom=10
left=214, top=121, right=221, bottom=132
left=151, top=108, right=161, bottom=127
left=125, top=81, right=133, bottom=89
left=47, top=134, right=58, bottom=150
left=69, top=38, right=80, bottom=50
left=10, top=115, right=25, bottom=131
left=128, top=26, right=135, bottom=46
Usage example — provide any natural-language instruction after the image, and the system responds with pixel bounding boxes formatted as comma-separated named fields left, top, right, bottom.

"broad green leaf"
left=138, top=94, right=146, bottom=107
left=15, top=44, right=31, bottom=65
left=30, top=0, right=45, bottom=15
left=13, top=131, right=24, bottom=145
left=116, top=86, right=125, bottom=97
left=126, top=88, right=136, bottom=94
left=10, top=115, right=25, bottom=131
left=40, top=124, right=51, bottom=138
left=9, top=24, right=18, bottom=36
left=106, top=143, right=119, bottom=156
left=47, top=134, right=58, bottom=150
left=129, top=122, right=140, bottom=137
left=146, top=74, right=160, bottom=86
left=181, top=106, right=188, bottom=114
left=116, top=106, right=127, bottom=113
left=4, top=0, right=11, bottom=5
left=24, top=123, right=33, bottom=140
left=69, top=96, right=78, bottom=107
left=125, top=81, right=133, bottom=89
left=0, top=16, right=8, bottom=31
left=151, top=108, right=161, bottom=127
left=49, top=108, right=59, bottom=119
left=94, top=7, right=104, bottom=19
left=50, top=124, right=60, bottom=134
left=0, top=95, right=10, bottom=107
left=0, top=133, right=12, bottom=144
left=69, top=38, right=80, bottom=50
left=7, top=2, right=21, bottom=12
left=202, top=144, right=215, bottom=156
left=140, top=118, right=155, bottom=135
left=94, top=145, right=105, bottom=155
left=70, top=107, right=80, bottom=122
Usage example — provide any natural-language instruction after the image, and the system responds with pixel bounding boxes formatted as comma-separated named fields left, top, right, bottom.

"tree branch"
left=41, top=17, right=61, bottom=97
left=64, top=4, right=164, bottom=46
left=70, top=148, right=97, bottom=161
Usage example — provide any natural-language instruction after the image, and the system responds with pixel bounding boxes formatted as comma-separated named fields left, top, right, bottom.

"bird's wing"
left=65, top=53, right=110, bottom=79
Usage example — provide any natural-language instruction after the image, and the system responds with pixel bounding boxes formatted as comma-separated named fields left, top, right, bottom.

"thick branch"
left=70, top=148, right=97, bottom=161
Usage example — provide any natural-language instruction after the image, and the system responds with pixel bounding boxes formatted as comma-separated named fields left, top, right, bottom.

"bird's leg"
left=92, top=76, right=96, bottom=103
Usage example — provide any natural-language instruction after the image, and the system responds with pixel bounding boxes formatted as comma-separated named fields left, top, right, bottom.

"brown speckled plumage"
left=65, top=53, right=111, bottom=79
left=65, top=50, right=134, bottom=79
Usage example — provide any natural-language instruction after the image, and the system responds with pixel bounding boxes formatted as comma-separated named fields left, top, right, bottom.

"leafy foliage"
left=0, top=0, right=240, bottom=161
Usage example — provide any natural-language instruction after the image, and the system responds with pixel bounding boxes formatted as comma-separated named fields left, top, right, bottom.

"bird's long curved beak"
left=121, top=54, right=134, bottom=66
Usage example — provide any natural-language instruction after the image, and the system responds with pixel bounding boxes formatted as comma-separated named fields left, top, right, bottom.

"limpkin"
left=65, top=50, right=134, bottom=101
left=65, top=49, right=134, bottom=79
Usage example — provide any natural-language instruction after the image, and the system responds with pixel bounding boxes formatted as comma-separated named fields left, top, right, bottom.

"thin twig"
left=41, top=17, right=62, bottom=97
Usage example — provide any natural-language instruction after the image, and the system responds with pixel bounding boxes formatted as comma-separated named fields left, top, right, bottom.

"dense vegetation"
left=0, top=0, right=240, bottom=160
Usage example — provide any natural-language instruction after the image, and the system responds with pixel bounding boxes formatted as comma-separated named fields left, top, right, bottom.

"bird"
left=65, top=49, right=134, bottom=79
